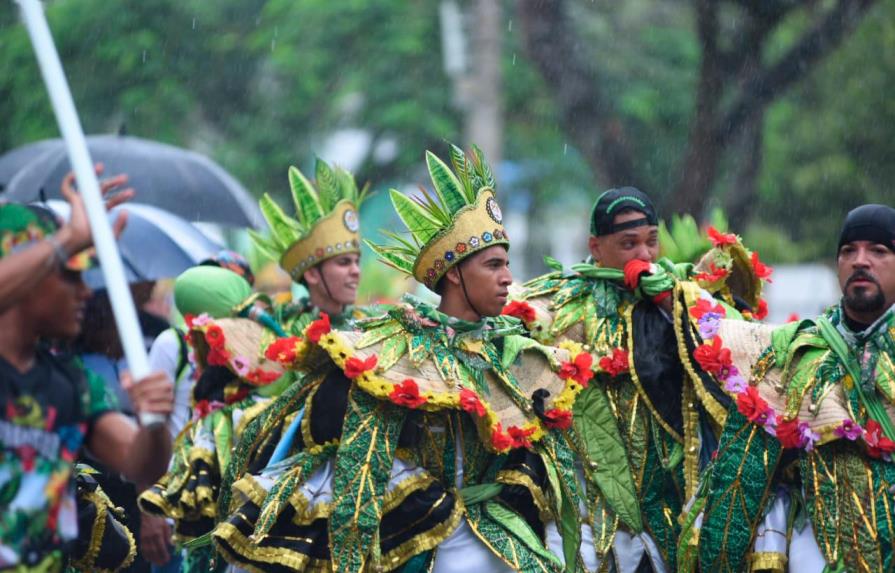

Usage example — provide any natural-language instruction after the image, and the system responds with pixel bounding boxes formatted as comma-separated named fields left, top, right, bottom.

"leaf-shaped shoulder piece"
left=307, top=326, right=582, bottom=454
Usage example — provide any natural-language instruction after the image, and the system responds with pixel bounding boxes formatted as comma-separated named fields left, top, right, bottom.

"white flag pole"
left=16, top=0, right=163, bottom=426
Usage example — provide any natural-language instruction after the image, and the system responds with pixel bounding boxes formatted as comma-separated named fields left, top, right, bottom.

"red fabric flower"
left=863, top=419, right=895, bottom=458
left=206, top=345, right=232, bottom=366
left=707, top=226, right=737, bottom=247
left=245, top=368, right=281, bottom=385
left=459, top=388, right=487, bottom=417
left=754, top=299, right=769, bottom=321
left=736, top=386, right=772, bottom=424
left=599, top=348, right=630, bottom=378
left=226, top=387, right=251, bottom=404
left=751, top=252, right=773, bottom=282
left=689, top=298, right=726, bottom=320
left=491, top=424, right=513, bottom=451
left=543, top=408, right=573, bottom=430
left=265, top=336, right=303, bottom=365
left=193, top=399, right=213, bottom=419
left=775, top=418, right=803, bottom=449
left=694, top=263, right=729, bottom=284
left=389, top=379, right=427, bottom=409
left=693, top=337, right=732, bottom=376
left=623, top=259, right=652, bottom=290
left=344, top=354, right=378, bottom=379
left=184, top=314, right=196, bottom=329
left=306, top=313, right=332, bottom=344
left=501, top=300, right=536, bottom=323
left=508, top=425, right=537, bottom=449
left=786, top=313, right=800, bottom=323
left=205, top=324, right=226, bottom=349
left=560, top=352, right=594, bottom=387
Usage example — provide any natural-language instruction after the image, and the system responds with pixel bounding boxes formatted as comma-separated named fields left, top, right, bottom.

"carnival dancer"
left=212, top=145, right=589, bottom=573
left=249, top=158, right=368, bottom=336
left=694, top=204, right=895, bottom=572
left=0, top=200, right=174, bottom=572
left=139, top=159, right=369, bottom=571
left=507, top=187, right=772, bottom=572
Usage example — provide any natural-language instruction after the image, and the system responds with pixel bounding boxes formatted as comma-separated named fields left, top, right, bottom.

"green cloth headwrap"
left=174, top=266, right=252, bottom=319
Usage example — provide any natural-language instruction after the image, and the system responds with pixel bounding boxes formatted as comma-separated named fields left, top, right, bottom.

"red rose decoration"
left=245, top=368, right=281, bottom=385
left=775, top=418, right=803, bottom=449
left=560, top=352, right=594, bottom=387
left=707, top=226, right=737, bottom=247
left=491, top=424, right=513, bottom=451
left=736, top=386, right=771, bottom=424
left=693, top=337, right=732, bottom=376
left=389, top=379, right=427, bottom=409
left=599, top=348, right=630, bottom=378
left=695, top=263, right=729, bottom=284
left=306, top=313, right=332, bottom=344
left=205, top=324, right=226, bottom=349
left=501, top=300, right=536, bottom=323
left=786, top=313, right=800, bottom=323
left=459, top=389, right=487, bottom=417
left=864, top=419, right=895, bottom=458
left=344, top=354, right=378, bottom=379
left=184, top=314, right=196, bottom=329
left=543, top=408, right=573, bottom=430
left=264, top=336, right=303, bottom=365
left=508, top=425, right=536, bottom=449
left=754, top=299, right=769, bottom=321
left=751, top=252, right=773, bottom=282
left=689, top=298, right=726, bottom=320
left=206, top=345, right=232, bottom=366
left=623, top=259, right=652, bottom=290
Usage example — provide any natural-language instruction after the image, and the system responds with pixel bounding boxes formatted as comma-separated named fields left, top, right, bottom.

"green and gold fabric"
left=508, top=229, right=771, bottom=571
left=694, top=305, right=895, bottom=573
left=212, top=147, right=588, bottom=573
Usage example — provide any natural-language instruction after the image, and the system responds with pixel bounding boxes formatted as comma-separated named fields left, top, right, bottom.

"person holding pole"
left=0, top=199, right=174, bottom=571
left=0, top=165, right=132, bottom=314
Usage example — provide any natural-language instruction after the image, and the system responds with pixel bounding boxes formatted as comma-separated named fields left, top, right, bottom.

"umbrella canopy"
left=0, top=139, right=58, bottom=189
left=3, top=135, right=263, bottom=228
left=42, top=200, right=222, bottom=288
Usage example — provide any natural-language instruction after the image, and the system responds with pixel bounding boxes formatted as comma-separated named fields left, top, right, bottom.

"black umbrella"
left=2, top=135, right=263, bottom=228
left=43, top=199, right=222, bottom=287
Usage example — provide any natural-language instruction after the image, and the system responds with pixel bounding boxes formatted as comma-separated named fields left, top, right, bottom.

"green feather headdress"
left=367, top=144, right=509, bottom=290
left=250, top=159, right=369, bottom=280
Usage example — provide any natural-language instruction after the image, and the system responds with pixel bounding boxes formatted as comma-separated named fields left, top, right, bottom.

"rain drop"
left=507, top=19, right=512, bottom=32
left=563, top=143, right=568, bottom=155
left=142, top=50, right=147, bottom=63
left=512, top=53, right=516, bottom=65
left=192, top=17, right=197, bottom=30
left=271, top=39, right=277, bottom=52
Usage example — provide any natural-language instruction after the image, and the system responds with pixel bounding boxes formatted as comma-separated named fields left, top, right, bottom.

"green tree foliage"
left=0, top=0, right=892, bottom=267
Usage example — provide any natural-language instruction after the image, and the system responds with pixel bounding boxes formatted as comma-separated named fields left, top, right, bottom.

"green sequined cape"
left=514, top=264, right=747, bottom=568
left=213, top=297, right=584, bottom=573
left=697, top=306, right=895, bottom=572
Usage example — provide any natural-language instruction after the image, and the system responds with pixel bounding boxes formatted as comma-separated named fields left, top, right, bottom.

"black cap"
left=590, top=187, right=658, bottom=236
left=838, top=204, right=895, bottom=253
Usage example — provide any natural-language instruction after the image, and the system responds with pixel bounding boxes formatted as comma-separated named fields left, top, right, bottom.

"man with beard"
left=695, top=204, right=895, bottom=572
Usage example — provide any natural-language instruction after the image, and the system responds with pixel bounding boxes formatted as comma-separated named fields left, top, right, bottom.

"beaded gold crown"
left=367, top=145, right=509, bottom=290
left=250, top=159, right=367, bottom=280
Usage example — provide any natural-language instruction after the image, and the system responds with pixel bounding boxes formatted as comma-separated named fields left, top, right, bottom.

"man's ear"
left=303, top=266, right=320, bottom=287
left=588, top=236, right=601, bottom=263
left=443, top=266, right=462, bottom=288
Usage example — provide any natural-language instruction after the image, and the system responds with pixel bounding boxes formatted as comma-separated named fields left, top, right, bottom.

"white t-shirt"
left=148, top=328, right=194, bottom=439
